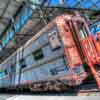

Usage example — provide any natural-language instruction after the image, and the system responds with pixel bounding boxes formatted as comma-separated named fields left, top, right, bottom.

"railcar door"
left=10, top=64, right=16, bottom=86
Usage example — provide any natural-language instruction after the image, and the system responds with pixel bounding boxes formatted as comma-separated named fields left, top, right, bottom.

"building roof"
left=0, top=0, right=100, bottom=63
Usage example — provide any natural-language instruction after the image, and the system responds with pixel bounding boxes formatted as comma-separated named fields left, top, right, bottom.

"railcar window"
left=77, top=22, right=88, bottom=40
left=4, top=69, right=8, bottom=75
left=19, top=58, right=26, bottom=69
left=50, top=68, right=58, bottom=75
left=11, top=65, right=16, bottom=72
left=48, top=30, right=61, bottom=50
left=0, top=72, right=5, bottom=77
left=0, top=69, right=8, bottom=77
left=32, top=48, right=44, bottom=61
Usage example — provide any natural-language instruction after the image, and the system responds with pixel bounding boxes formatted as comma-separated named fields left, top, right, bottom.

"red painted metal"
left=80, top=37, right=100, bottom=89
left=57, top=16, right=100, bottom=89
left=81, top=37, right=99, bottom=64
left=56, top=14, right=100, bottom=89
left=97, top=33, right=100, bottom=55
left=92, top=36, right=100, bottom=58
left=56, top=17, right=82, bottom=68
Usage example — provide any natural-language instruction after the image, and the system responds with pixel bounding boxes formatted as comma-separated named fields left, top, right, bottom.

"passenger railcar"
left=0, top=13, right=90, bottom=90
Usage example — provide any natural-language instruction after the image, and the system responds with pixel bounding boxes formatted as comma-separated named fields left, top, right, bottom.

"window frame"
left=32, top=48, right=44, bottom=61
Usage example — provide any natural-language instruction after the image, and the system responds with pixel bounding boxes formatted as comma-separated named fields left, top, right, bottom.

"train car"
left=1, top=12, right=100, bottom=90
left=0, top=51, right=17, bottom=88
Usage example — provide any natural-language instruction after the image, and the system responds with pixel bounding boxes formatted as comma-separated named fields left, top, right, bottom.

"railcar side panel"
left=20, top=58, right=69, bottom=84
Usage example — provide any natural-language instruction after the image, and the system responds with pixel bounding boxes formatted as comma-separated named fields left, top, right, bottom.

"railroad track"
left=76, top=83, right=100, bottom=95
left=0, top=80, right=99, bottom=96
left=78, top=89, right=100, bottom=96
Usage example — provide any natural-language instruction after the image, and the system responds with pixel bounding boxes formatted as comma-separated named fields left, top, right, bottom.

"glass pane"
left=49, top=0, right=60, bottom=6
left=96, top=2, right=100, bottom=8
left=4, top=69, right=8, bottom=75
left=77, top=23, right=88, bottom=39
left=11, top=65, right=16, bottom=72
left=45, top=0, right=100, bottom=10
left=0, top=72, right=5, bottom=77
left=64, top=0, right=77, bottom=7
left=19, top=58, right=26, bottom=69
left=80, top=0, right=92, bottom=8
left=33, top=48, right=44, bottom=61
